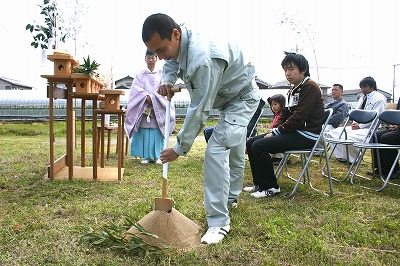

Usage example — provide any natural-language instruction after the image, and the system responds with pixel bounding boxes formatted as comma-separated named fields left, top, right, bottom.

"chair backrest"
left=323, top=108, right=333, bottom=125
left=247, top=98, right=266, bottom=138
left=329, top=109, right=379, bottom=143
left=204, top=98, right=266, bottom=143
left=314, top=108, right=333, bottom=149
left=351, top=109, right=380, bottom=144
left=349, top=109, right=379, bottom=124
left=379, top=110, right=400, bottom=125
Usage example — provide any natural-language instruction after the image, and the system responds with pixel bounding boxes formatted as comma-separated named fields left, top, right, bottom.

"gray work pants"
left=204, top=83, right=260, bottom=227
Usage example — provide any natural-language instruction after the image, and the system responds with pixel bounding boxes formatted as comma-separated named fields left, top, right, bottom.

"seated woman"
left=244, top=52, right=325, bottom=198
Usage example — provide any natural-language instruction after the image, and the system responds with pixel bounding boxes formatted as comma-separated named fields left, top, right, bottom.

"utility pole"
left=393, top=64, right=400, bottom=103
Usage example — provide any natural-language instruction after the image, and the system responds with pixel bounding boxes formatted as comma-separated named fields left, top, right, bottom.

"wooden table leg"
left=67, top=83, right=74, bottom=180
left=81, top=100, right=86, bottom=167
left=92, top=106, right=97, bottom=180
left=117, top=113, right=122, bottom=180
left=107, top=128, right=111, bottom=160
left=49, top=81, right=54, bottom=180
left=101, top=114, right=105, bottom=168
left=122, top=114, right=125, bottom=169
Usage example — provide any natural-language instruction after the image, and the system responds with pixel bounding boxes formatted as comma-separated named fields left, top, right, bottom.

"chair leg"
left=283, top=154, right=311, bottom=198
left=275, top=154, right=290, bottom=180
left=323, top=149, right=334, bottom=195
left=322, top=143, right=351, bottom=182
left=377, top=152, right=400, bottom=191
left=305, top=152, right=333, bottom=197
left=349, top=148, right=370, bottom=185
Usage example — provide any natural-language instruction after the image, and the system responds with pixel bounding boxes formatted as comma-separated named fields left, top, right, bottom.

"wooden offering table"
left=93, top=89, right=126, bottom=181
left=42, top=52, right=123, bottom=181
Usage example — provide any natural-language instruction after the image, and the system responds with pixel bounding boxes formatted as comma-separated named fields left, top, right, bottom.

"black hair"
left=281, top=52, right=310, bottom=77
left=142, top=13, right=182, bottom=43
left=267, top=94, right=286, bottom=111
left=332, top=84, right=343, bottom=91
left=145, top=49, right=156, bottom=57
left=359, top=76, right=377, bottom=90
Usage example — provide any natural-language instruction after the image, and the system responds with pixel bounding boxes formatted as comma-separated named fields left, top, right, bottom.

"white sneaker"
left=140, top=159, right=150, bottom=164
left=243, top=186, right=258, bottom=193
left=251, top=187, right=281, bottom=198
left=155, top=159, right=162, bottom=164
left=201, top=225, right=230, bottom=244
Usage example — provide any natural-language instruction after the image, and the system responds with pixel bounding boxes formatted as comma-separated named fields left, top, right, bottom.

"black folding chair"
left=351, top=110, right=400, bottom=191
left=204, top=98, right=266, bottom=142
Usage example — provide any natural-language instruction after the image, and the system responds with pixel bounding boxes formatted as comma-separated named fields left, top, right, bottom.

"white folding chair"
left=322, top=109, right=380, bottom=182
left=351, top=110, right=400, bottom=191
left=275, top=108, right=334, bottom=198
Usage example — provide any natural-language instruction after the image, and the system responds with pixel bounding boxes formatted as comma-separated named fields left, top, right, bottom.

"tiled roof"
left=0, top=76, right=33, bottom=89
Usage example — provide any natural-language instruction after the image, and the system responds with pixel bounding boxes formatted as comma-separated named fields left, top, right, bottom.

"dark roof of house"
left=255, top=77, right=271, bottom=89
left=115, top=84, right=130, bottom=90
left=0, top=77, right=33, bottom=89
left=342, top=89, right=391, bottom=97
left=269, top=80, right=291, bottom=88
left=269, top=79, right=329, bottom=89
left=114, top=75, right=134, bottom=83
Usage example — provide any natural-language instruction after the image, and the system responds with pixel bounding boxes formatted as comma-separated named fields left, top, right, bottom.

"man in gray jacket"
left=142, top=13, right=260, bottom=244
left=325, top=83, right=348, bottom=131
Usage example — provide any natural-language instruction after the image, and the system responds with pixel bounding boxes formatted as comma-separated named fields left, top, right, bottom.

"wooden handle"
left=171, top=87, right=181, bottom=93
left=162, top=178, right=167, bottom=198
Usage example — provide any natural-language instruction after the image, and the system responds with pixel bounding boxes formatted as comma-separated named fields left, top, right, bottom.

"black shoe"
left=337, top=158, right=347, bottom=163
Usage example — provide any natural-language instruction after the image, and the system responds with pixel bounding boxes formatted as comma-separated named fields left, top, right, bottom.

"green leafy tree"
left=25, top=0, right=68, bottom=49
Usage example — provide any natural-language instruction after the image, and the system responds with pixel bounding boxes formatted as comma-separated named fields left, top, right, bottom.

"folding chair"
left=322, top=109, right=380, bottom=182
left=274, top=108, right=334, bottom=198
left=351, top=110, right=400, bottom=191
left=203, top=98, right=266, bottom=142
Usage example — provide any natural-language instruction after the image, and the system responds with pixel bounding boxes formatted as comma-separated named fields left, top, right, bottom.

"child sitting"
left=267, top=94, right=286, bottom=165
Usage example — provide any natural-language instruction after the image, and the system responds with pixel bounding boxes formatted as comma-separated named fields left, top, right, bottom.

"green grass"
left=0, top=120, right=399, bottom=265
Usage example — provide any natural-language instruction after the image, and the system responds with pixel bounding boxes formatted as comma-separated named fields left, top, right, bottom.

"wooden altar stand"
left=42, top=52, right=124, bottom=181
left=93, top=89, right=126, bottom=181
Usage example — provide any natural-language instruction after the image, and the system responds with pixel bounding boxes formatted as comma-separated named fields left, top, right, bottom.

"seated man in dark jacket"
left=325, top=83, right=348, bottom=131
left=245, top=52, right=325, bottom=198
left=370, top=97, right=400, bottom=179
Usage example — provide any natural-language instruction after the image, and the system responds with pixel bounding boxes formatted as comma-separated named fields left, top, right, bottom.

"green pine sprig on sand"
left=79, top=216, right=167, bottom=257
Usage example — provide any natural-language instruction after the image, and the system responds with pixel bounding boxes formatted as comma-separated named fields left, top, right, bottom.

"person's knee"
left=245, top=140, right=252, bottom=151
left=252, top=139, right=270, bottom=154
left=380, top=133, right=392, bottom=144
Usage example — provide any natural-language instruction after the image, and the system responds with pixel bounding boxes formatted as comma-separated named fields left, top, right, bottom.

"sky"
left=1, top=0, right=400, bottom=101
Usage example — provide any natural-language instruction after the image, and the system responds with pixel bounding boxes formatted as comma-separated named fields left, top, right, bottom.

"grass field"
left=0, top=119, right=399, bottom=265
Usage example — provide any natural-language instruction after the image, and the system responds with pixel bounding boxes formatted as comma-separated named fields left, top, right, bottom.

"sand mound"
left=127, top=208, right=202, bottom=250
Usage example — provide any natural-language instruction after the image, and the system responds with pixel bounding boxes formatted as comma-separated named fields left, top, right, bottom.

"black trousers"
left=373, top=129, right=400, bottom=174
left=246, top=132, right=315, bottom=190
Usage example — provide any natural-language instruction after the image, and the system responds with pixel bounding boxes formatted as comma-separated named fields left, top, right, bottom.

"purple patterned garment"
left=125, top=68, right=176, bottom=139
